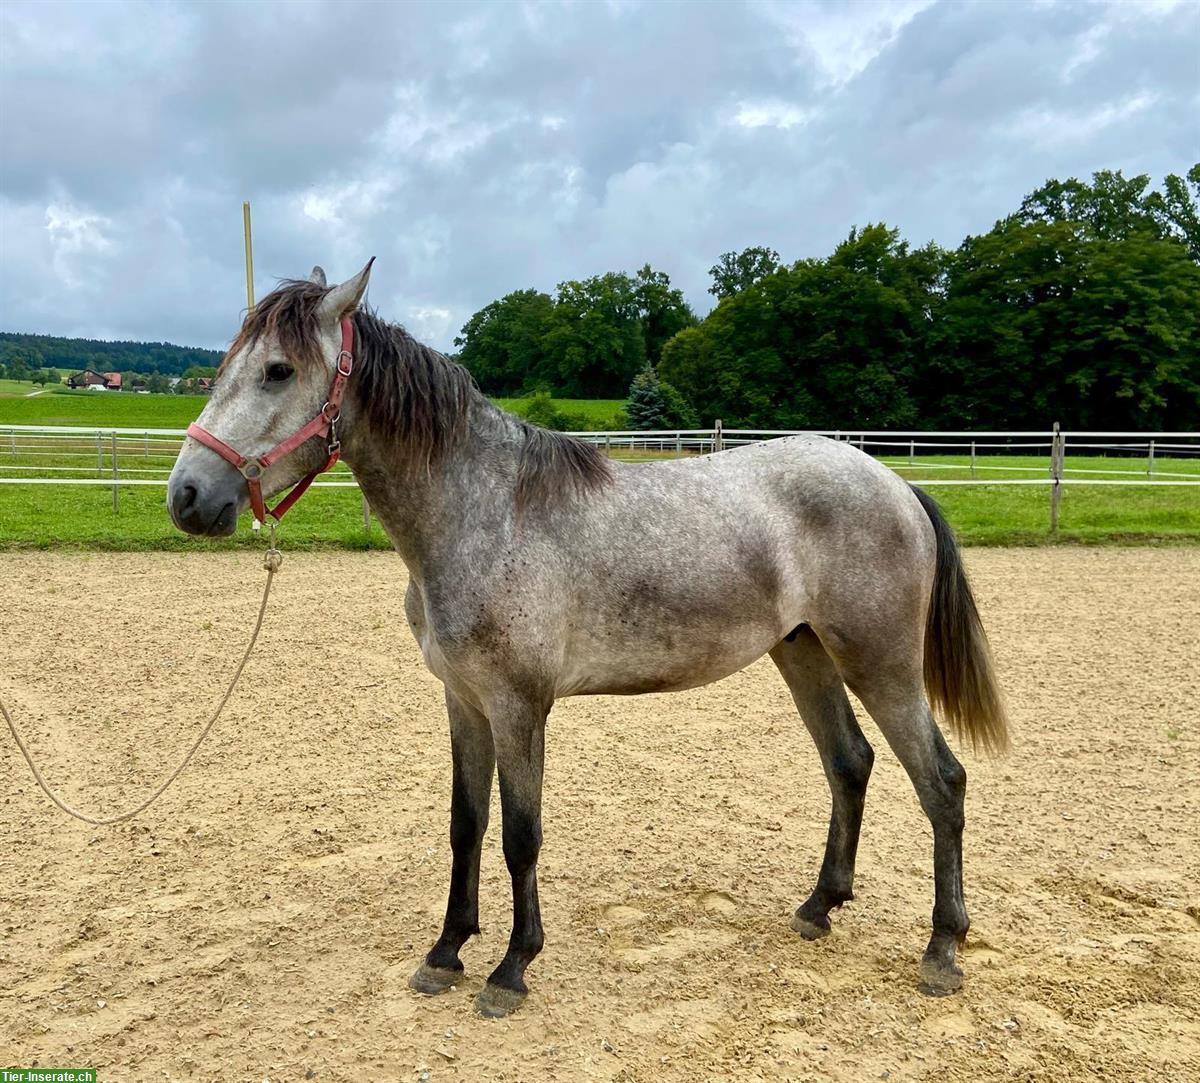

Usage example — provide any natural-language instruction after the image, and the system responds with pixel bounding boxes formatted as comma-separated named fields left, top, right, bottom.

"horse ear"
left=309, top=265, right=327, bottom=287
left=318, top=258, right=375, bottom=323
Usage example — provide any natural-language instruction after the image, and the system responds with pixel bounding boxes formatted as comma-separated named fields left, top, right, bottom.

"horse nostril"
left=169, top=481, right=200, bottom=525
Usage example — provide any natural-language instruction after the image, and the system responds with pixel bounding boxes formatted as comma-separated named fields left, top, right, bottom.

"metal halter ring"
left=238, top=459, right=264, bottom=481
left=321, top=401, right=341, bottom=424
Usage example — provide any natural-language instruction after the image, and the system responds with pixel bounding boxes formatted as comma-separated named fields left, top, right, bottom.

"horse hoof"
left=475, top=982, right=527, bottom=1019
left=918, top=956, right=963, bottom=997
left=790, top=912, right=831, bottom=940
left=408, top=962, right=461, bottom=995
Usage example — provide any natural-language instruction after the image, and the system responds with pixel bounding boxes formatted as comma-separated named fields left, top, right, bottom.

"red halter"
left=186, top=317, right=355, bottom=525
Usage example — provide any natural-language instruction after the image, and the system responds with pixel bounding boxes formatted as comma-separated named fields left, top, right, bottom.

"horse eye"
left=265, top=363, right=294, bottom=383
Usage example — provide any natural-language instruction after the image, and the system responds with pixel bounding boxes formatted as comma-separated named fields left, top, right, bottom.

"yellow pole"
left=242, top=201, right=255, bottom=310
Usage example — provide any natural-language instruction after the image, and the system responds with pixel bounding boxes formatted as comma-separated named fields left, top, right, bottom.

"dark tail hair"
left=910, top=486, right=1010, bottom=753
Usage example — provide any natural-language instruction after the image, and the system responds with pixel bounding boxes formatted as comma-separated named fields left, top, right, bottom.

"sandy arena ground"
left=1, top=548, right=1198, bottom=1082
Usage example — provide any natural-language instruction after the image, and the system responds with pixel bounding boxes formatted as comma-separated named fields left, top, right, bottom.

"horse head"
left=167, top=260, right=373, bottom=535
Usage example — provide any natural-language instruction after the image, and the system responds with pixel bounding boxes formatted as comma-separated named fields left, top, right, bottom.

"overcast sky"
left=1, top=0, right=1196, bottom=352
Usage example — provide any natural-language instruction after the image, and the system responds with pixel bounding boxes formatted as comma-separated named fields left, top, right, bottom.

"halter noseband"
left=185, top=316, right=355, bottom=525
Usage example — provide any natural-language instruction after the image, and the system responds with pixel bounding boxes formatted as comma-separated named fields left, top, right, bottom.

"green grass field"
left=496, top=398, right=626, bottom=425
left=0, top=385, right=208, bottom=427
left=0, top=378, right=59, bottom=398
left=0, top=384, right=625, bottom=430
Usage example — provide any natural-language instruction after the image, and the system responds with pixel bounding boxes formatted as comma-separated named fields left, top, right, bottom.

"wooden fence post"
left=714, top=418, right=723, bottom=453
left=1049, top=422, right=1063, bottom=533
left=675, top=431, right=682, bottom=456
left=144, top=431, right=149, bottom=457
left=362, top=495, right=370, bottom=533
left=908, top=439, right=915, bottom=466
left=96, top=432, right=103, bottom=476
left=1147, top=439, right=1155, bottom=477
left=970, top=441, right=976, bottom=478
left=111, top=432, right=119, bottom=514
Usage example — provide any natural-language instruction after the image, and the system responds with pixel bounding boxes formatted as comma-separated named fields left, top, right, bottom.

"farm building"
left=65, top=369, right=123, bottom=391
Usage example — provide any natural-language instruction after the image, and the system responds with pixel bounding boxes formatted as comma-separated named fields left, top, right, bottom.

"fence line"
left=2, top=424, right=1197, bottom=534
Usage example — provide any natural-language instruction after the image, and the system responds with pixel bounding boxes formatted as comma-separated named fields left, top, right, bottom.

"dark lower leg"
left=411, top=694, right=494, bottom=994
left=486, top=788, right=543, bottom=993
left=477, top=709, right=546, bottom=1018
left=772, top=634, right=875, bottom=939
left=918, top=734, right=969, bottom=994
left=793, top=731, right=874, bottom=937
left=425, top=764, right=491, bottom=969
left=848, top=669, right=972, bottom=995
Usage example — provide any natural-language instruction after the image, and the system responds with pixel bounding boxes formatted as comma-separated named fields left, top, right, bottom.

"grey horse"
left=168, top=262, right=1008, bottom=1018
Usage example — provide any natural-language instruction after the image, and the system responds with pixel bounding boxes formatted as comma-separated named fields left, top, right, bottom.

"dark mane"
left=510, top=417, right=613, bottom=508
left=227, top=279, right=612, bottom=505
left=350, top=305, right=475, bottom=475
left=224, top=279, right=328, bottom=379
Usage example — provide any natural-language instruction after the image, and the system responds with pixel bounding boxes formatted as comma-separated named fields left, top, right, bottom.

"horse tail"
left=910, top=485, right=1010, bottom=753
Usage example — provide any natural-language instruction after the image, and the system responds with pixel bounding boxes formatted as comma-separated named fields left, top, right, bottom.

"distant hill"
left=0, top=331, right=223, bottom=377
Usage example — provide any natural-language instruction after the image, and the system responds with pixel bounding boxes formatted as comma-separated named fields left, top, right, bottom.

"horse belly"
left=557, top=614, right=781, bottom=697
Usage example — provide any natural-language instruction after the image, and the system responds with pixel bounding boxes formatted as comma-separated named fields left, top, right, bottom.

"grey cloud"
left=0, top=0, right=1195, bottom=352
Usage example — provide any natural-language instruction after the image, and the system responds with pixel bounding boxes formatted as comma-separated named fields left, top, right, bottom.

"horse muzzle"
left=167, top=471, right=241, bottom=536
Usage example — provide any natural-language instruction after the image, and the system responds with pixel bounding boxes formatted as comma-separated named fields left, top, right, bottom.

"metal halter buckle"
left=336, top=351, right=353, bottom=377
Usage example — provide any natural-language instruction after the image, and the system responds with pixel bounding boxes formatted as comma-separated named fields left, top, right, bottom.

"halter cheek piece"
left=186, top=317, right=355, bottom=525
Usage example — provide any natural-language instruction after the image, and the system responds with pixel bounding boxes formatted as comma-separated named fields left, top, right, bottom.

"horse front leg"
left=410, top=689, right=495, bottom=995
left=475, top=693, right=547, bottom=1018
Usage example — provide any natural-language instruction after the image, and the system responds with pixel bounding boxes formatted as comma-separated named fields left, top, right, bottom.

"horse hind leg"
left=770, top=626, right=874, bottom=940
left=827, top=631, right=970, bottom=996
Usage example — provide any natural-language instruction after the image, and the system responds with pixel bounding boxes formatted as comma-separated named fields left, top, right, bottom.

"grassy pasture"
left=497, top=397, right=626, bottom=424
left=0, top=387, right=207, bottom=427
left=0, top=378, right=57, bottom=397
left=0, top=387, right=626, bottom=430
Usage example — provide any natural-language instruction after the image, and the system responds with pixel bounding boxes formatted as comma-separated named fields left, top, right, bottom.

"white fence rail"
left=1, top=424, right=1197, bottom=531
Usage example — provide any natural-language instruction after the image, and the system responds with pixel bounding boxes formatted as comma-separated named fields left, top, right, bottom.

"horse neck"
left=340, top=395, right=523, bottom=575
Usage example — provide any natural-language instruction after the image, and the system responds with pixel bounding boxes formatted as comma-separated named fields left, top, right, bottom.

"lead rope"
left=0, top=528, right=283, bottom=826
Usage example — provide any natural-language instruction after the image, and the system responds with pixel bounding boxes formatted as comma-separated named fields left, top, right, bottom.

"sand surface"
left=1, top=548, right=1198, bottom=1082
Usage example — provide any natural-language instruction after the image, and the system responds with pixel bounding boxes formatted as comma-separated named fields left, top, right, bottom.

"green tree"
left=633, top=265, right=696, bottom=365
left=665, top=226, right=933, bottom=428
left=1017, top=165, right=1200, bottom=260
left=454, top=288, right=556, bottom=395
left=708, top=246, right=781, bottom=299
left=0, top=333, right=221, bottom=378
left=928, top=217, right=1200, bottom=429
left=455, top=265, right=694, bottom=398
left=542, top=272, right=647, bottom=398
left=1147, top=164, right=1200, bottom=261
left=625, top=366, right=698, bottom=430
left=513, top=390, right=567, bottom=430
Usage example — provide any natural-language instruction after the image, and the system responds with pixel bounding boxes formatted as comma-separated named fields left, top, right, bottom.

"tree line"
left=0, top=332, right=223, bottom=383
left=455, top=167, right=1200, bottom=431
